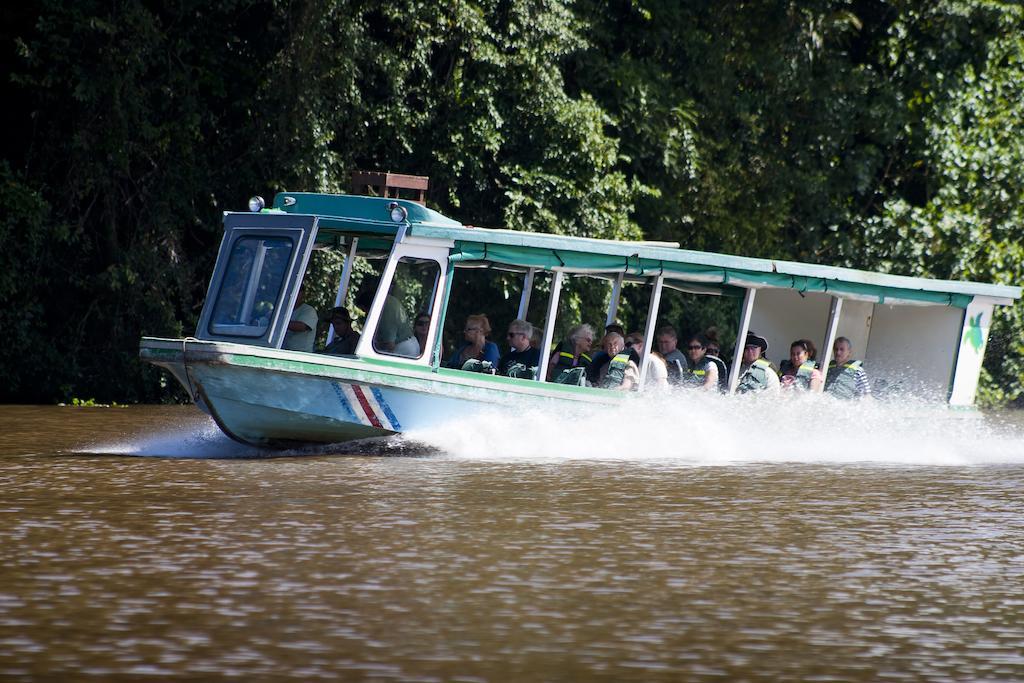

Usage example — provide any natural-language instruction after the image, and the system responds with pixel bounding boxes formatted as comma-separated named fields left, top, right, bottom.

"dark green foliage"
left=3, top=0, right=1023, bottom=404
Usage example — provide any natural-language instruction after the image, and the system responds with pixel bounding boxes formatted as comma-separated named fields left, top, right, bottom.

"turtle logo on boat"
left=962, top=312, right=985, bottom=353
left=331, top=381, right=402, bottom=431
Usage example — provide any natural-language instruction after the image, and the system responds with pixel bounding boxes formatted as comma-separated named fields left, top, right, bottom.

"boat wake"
left=80, top=420, right=274, bottom=459
left=405, top=392, right=1024, bottom=467
left=78, top=394, right=1024, bottom=465
left=80, top=416, right=440, bottom=459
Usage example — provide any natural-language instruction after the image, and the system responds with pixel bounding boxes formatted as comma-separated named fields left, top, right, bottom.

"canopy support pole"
left=728, top=288, right=757, bottom=394
left=431, top=261, right=456, bottom=372
left=606, top=272, right=625, bottom=327
left=536, top=270, right=563, bottom=382
left=517, top=268, right=536, bottom=320
left=326, top=237, right=359, bottom=345
left=637, top=275, right=665, bottom=390
left=817, top=296, right=843, bottom=392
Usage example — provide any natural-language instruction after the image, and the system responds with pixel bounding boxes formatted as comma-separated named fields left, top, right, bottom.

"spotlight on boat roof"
left=248, top=195, right=266, bottom=213
left=388, top=202, right=408, bottom=223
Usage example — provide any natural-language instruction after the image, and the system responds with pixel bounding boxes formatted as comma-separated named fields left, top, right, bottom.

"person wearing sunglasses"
left=546, top=323, right=595, bottom=382
left=412, top=313, right=432, bottom=353
left=679, top=333, right=719, bottom=390
left=497, top=319, right=541, bottom=378
left=447, top=313, right=500, bottom=370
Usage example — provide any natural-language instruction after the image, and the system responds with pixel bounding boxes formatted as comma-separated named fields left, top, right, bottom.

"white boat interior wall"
left=139, top=189, right=1021, bottom=446
left=749, top=289, right=972, bottom=401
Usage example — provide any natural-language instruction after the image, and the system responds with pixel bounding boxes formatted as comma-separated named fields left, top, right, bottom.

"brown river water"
left=2, top=402, right=1024, bottom=681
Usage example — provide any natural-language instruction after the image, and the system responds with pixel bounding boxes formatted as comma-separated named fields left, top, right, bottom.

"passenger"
left=498, top=319, right=542, bottom=378
left=588, top=324, right=641, bottom=385
left=322, top=307, right=360, bottom=355
left=547, top=324, right=595, bottom=381
left=624, top=331, right=644, bottom=350
left=530, top=325, right=542, bottom=350
left=825, top=336, right=870, bottom=399
left=628, top=331, right=669, bottom=390
left=736, top=331, right=780, bottom=394
left=448, top=314, right=500, bottom=370
left=780, top=339, right=823, bottom=391
left=655, top=325, right=687, bottom=384
left=283, top=286, right=318, bottom=352
left=703, top=327, right=730, bottom=391
left=704, top=328, right=722, bottom=359
left=375, top=293, right=419, bottom=356
left=680, top=333, right=719, bottom=390
left=596, top=332, right=640, bottom=391
left=413, top=312, right=431, bottom=353
left=779, top=338, right=815, bottom=375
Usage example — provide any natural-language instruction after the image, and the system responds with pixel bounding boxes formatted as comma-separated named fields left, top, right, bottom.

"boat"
left=140, top=172, right=1022, bottom=447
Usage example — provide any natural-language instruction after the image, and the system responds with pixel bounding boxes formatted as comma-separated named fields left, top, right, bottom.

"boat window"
left=209, top=236, right=294, bottom=337
left=373, top=257, right=441, bottom=358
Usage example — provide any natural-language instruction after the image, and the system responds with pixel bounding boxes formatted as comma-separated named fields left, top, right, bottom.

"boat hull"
left=140, top=337, right=616, bottom=447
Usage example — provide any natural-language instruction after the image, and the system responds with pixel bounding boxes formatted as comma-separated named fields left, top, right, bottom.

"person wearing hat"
left=322, top=307, right=361, bottom=355
left=736, top=331, right=780, bottom=394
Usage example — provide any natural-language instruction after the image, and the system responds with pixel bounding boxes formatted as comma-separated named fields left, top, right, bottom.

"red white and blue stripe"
left=334, top=382, right=402, bottom=431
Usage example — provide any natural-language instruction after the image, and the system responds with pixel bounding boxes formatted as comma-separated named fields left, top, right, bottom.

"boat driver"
left=322, top=307, right=360, bottom=355
left=283, top=285, right=318, bottom=353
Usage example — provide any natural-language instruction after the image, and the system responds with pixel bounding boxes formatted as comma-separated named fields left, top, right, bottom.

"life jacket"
left=706, top=354, right=729, bottom=392
left=552, top=341, right=592, bottom=372
left=460, top=359, right=494, bottom=374
left=680, top=356, right=713, bottom=388
left=503, top=362, right=537, bottom=380
left=553, top=366, right=588, bottom=386
left=793, top=360, right=818, bottom=390
left=737, top=358, right=774, bottom=393
left=825, top=359, right=864, bottom=399
left=601, top=352, right=632, bottom=388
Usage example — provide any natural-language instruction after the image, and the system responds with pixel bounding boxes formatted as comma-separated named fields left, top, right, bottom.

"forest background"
left=2, top=0, right=1023, bottom=405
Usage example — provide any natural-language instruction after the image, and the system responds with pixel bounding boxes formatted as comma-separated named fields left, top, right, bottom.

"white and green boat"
left=140, top=175, right=1021, bottom=447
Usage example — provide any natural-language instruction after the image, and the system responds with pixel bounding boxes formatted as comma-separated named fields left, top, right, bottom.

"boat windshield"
left=372, top=257, right=440, bottom=359
left=209, top=236, right=293, bottom=337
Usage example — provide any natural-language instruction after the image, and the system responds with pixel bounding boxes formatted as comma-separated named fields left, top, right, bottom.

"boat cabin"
left=190, top=178, right=1019, bottom=407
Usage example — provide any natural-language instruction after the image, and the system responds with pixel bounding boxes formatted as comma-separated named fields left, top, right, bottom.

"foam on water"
left=405, top=392, right=1024, bottom=466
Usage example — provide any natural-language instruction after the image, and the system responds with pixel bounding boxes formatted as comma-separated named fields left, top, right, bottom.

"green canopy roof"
left=275, top=191, right=1021, bottom=308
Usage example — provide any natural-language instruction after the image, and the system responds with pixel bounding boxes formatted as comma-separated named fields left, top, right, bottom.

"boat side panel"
left=188, top=362, right=514, bottom=445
